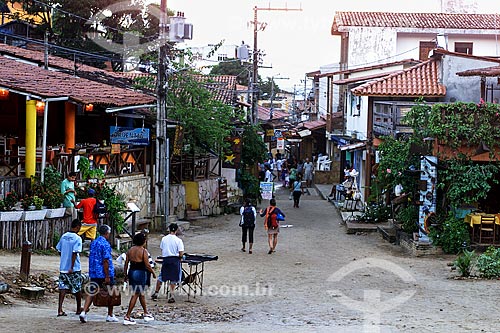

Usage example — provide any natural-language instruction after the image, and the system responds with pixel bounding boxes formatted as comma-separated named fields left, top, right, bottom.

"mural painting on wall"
left=222, top=136, right=242, bottom=169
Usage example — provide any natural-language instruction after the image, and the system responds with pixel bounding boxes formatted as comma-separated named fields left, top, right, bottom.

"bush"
left=357, top=202, right=391, bottom=223
left=397, top=205, right=419, bottom=233
left=476, top=246, right=500, bottom=279
left=428, top=213, right=470, bottom=254
left=453, top=249, right=476, bottom=277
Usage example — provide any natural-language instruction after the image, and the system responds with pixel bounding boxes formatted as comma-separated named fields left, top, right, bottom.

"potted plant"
left=31, top=166, right=66, bottom=218
left=0, top=191, right=23, bottom=221
left=21, top=195, right=47, bottom=220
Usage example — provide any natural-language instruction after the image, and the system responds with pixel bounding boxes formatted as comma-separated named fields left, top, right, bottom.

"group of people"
left=239, top=198, right=285, bottom=255
left=60, top=172, right=102, bottom=242
left=56, top=220, right=184, bottom=325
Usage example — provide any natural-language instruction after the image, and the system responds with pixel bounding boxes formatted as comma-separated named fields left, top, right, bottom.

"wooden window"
left=455, top=42, right=473, bottom=55
left=419, top=41, right=436, bottom=60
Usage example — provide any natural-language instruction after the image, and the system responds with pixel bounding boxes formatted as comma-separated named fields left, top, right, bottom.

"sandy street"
left=1, top=184, right=500, bottom=333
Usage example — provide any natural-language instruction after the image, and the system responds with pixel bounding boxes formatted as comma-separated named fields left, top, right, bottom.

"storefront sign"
left=260, top=182, right=274, bottom=200
left=277, top=137, right=285, bottom=150
left=110, top=126, right=149, bottom=146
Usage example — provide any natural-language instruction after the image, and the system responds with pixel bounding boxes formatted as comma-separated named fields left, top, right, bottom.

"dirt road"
left=1, top=184, right=499, bottom=332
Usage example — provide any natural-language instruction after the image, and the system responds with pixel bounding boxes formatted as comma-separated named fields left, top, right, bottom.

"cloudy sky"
left=166, top=0, right=491, bottom=91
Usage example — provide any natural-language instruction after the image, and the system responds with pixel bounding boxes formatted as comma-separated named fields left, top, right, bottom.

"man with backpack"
left=259, top=198, right=285, bottom=254
left=239, top=199, right=256, bottom=254
left=75, top=189, right=100, bottom=241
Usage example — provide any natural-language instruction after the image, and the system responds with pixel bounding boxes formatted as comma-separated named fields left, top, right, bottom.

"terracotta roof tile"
left=257, top=106, right=288, bottom=121
left=0, top=56, right=155, bottom=106
left=332, top=12, right=500, bottom=33
left=352, top=59, right=446, bottom=97
left=301, top=119, right=326, bottom=130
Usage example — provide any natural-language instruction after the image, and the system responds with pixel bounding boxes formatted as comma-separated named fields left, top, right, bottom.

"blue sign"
left=110, top=126, right=150, bottom=146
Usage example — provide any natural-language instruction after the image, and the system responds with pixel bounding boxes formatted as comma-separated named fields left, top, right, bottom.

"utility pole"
left=303, top=75, right=307, bottom=119
left=156, top=0, right=169, bottom=232
left=250, top=4, right=302, bottom=125
left=269, top=75, right=289, bottom=120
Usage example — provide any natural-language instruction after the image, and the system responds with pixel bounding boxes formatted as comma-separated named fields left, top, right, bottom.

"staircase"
left=185, top=209, right=207, bottom=222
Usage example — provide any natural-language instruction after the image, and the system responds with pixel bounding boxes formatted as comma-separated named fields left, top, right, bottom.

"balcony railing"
left=0, top=147, right=147, bottom=178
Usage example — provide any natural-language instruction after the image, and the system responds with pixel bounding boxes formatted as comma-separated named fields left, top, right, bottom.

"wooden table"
left=464, top=213, right=500, bottom=243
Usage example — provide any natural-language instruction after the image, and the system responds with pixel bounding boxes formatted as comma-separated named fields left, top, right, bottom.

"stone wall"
left=170, top=183, right=186, bottom=219
left=198, top=178, right=221, bottom=216
left=105, top=175, right=151, bottom=219
left=398, top=231, right=443, bottom=257
left=315, top=170, right=340, bottom=185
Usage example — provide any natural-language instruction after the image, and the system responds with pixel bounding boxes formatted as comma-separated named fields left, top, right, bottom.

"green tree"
left=210, top=59, right=251, bottom=86
left=258, top=77, right=280, bottom=100
left=239, top=124, right=267, bottom=202
left=166, top=73, right=233, bottom=155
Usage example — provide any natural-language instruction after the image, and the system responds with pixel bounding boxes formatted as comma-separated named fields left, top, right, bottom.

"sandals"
left=143, top=314, right=154, bottom=322
left=151, top=293, right=158, bottom=301
left=57, top=312, right=67, bottom=317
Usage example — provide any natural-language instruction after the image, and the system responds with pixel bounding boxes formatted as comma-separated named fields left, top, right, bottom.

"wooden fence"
left=0, top=216, right=72, bottom=250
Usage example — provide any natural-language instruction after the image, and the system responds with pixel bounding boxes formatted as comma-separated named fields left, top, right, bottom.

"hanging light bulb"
left=36, top=101, right=45, bottom=116
left=0, top=88, right=9, bottom=100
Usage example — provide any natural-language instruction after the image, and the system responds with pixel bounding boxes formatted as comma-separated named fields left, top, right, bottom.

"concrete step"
left=377, top=226, right=397, bottom=243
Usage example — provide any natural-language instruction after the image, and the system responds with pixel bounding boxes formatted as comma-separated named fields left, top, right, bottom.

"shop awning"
left=339, top=141, right=366, bottom=151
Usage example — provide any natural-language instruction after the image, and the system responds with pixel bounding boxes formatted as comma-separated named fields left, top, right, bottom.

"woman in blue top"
left=292, top=174, right=304, bottom=208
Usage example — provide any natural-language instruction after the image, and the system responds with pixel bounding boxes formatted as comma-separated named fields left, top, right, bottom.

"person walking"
left=239, top=199, right=256, bottom=254
left=264, top=166, right=273, bottom=182
left=303, top=158, right=314, bottom=188
left=123, top=233, right=156, bottom=325
left=79, top=224, right=118, bottom=323
left=292, top=174, right=304, bottom=208
left=260, top=198, right=285, bottom=254
left=151, top=223, right=184, bottom=303
left=75, top=189, right=98, bottom=241
left=56, top=219, right=83, bottom=317
left=61, top=172, right=78, bottom=220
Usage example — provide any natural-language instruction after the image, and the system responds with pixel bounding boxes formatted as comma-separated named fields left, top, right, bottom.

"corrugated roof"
left=0, top=56, right=155, bottom=106
left=457, top=65, right=500, bottom=77
left=332, top=11, right=500, bottom=34
left=316, top=59, right=420, bottom=78
left=352, top=58, right=446, bottom=97
left=332, top=71, right=399, bottom=85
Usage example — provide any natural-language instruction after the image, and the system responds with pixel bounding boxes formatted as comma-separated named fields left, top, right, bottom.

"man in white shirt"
left=303, top=158, right=314, bottom=188
left=151, top=223, right=184, bottom=303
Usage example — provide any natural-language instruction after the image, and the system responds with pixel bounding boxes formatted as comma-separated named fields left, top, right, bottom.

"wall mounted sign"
left=110, top=126, right=150, bottom=146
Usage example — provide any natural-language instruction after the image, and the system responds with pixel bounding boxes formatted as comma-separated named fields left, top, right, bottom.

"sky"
left=165, top=0, right=491, bottom=92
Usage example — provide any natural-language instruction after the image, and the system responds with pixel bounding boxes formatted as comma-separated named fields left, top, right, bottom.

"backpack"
left=266, top=207, right=279, bottom=229
left=242, top=206, right=255, bottom=226
left=93, top=198, right=107, bottom=218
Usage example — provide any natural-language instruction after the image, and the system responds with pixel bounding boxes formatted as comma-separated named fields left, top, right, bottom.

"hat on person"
left=88, top=188, right=96, bottom=196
